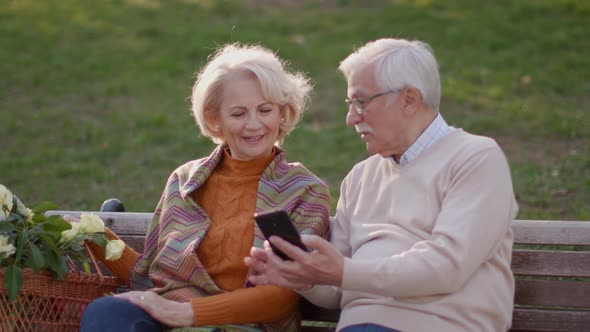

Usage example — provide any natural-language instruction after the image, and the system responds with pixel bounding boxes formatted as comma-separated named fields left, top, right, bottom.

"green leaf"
left=6, top=264, right=23, bottom=301
left=29, top=243, right=45, bottom=272
left=91, top=234, right=107, bottom=248
left=82, top=261, right=91, bottom=274
left=69, top=241, right=85, bottom=252
left=23, top=255, right=34, bottom=269
left=14, top=231, right=26, bottom=262
left=4, top=214, right=19, bottom=223
left=42, top=215, right=71, bottom=232
left=31, top=212, right=46, bottom=223
left=0, top=221, right=15, bottom=232
left=58, top=256, right=68, bottom=278
left=47, top=253, right=66, bottom=280
left=32, top=201, right=58, bottom=214
left=39, top=233, right=60, bottom=255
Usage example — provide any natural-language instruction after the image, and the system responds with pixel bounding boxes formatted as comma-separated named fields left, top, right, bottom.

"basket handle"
left=65, top=241, right=106, bottom=286
left=85, top=241, right=106, bottom=285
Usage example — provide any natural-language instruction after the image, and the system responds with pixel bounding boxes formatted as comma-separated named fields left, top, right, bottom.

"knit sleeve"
left=129, top=196, right=164, bottom=290
left=290, top=180, right=331, bottom=239
left=85, top=227, right=139, bottom=287
left=190, top=285, right=298, bottom=326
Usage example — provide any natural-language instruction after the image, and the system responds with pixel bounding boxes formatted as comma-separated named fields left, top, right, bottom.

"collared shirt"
left=395, top=113, right=455, bottom=166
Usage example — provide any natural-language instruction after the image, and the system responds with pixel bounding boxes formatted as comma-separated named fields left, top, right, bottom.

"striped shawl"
left=130, top=145, right=331, bottom=331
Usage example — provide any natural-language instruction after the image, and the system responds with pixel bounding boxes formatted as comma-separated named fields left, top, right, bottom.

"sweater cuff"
left=191, top=296, right=234, bottom=326
left=86, top=227, right=139, bottom=287
left=295, top=284, right=317, bottom=296
left=342, top=257, right=376, bottom=292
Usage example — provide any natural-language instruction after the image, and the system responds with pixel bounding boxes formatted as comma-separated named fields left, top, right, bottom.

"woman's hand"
left=114, top=291, right=194, bottom=327
left=245, top=234, right=344, bottom=289
left=245, top=245, right=312, bottom=290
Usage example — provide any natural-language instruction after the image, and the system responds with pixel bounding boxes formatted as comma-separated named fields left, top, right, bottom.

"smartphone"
left=254, top=210, right=307, bottom=260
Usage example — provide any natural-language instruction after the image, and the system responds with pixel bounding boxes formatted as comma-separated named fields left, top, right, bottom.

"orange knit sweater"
left=90, top=149, right=298, bottom=327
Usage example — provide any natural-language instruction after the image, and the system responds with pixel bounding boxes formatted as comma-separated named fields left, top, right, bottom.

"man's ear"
left=403, top=87, right=423, bottom=115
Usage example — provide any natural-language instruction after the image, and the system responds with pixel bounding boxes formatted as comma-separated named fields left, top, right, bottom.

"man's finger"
left=269, top=236, right=309, bottom=261
left=300, top=234, right=330, bottom=251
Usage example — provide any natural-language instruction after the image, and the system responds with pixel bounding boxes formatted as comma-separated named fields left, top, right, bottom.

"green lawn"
left=1, top=0, right=589, bottom=220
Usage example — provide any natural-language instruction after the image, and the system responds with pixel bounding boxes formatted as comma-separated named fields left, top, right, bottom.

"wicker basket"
left=0, top=245, right=120, bottom=332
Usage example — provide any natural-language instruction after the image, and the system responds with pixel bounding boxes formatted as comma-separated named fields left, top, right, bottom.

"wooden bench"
left=46, top=210, right=590, bottom=332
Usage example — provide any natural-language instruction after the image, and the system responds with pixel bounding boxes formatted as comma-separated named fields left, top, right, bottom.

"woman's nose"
left=246, top=114, right=263, bottom=129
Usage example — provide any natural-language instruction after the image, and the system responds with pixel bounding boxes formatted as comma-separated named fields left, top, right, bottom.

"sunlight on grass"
left=1, top=0, right=588, bottom=219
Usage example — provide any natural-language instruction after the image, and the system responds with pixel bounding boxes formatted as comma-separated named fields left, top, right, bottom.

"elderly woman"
left=79, top=43, right=331, bottom=332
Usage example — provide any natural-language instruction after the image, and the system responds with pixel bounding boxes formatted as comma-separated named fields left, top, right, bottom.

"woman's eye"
left=231, top=112, right=245, bottom=118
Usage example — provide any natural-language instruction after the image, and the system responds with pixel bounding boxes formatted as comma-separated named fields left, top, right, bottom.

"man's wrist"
left=295, top=284, right=314, bottom=293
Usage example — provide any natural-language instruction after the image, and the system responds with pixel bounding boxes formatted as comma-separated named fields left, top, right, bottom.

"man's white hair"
left=339, top=38, right=441, bottom=112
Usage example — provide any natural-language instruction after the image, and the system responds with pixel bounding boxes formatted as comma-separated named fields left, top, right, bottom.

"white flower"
left=26, top=208, right=35, bottom=223
left=61, top=222, right=81, bottom=242
left=15, top=196, right=28, bottom=217
left=0, top=185, right=14, bottom=221
left=105, top=240, right=125, bottom=260
left=0, top=235, right=16, bottom=259
left=79, top=214, right=105, bottom=234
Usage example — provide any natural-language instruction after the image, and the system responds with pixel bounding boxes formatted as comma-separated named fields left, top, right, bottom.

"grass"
left=1, top=0, right=589, bottom=220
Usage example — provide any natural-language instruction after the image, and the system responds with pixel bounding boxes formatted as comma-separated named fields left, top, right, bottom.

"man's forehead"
left=347, top=64, right=378, bottom=96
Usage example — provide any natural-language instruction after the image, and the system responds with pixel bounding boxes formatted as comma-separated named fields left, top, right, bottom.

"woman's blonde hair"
left=191, top=43, right=312, bottom=145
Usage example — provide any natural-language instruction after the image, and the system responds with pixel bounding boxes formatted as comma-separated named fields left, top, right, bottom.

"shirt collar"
left=394, top=113, right=454, bottom=166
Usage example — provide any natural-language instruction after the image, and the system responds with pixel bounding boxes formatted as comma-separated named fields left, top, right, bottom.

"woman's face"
left=213, top=71, right=281, bottom=161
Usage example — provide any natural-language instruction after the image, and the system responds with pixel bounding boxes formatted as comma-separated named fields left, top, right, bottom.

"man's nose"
left=346, top=105, right=362, bottom=127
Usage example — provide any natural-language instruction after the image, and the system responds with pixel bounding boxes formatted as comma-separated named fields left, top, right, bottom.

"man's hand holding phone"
left=248, top=210, right=345, bottom=288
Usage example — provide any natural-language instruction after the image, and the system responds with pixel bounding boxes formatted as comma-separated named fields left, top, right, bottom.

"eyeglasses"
left=345, top=89, right=401, bottom=115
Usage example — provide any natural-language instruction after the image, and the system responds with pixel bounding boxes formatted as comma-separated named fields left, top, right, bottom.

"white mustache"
left=355, top=122, right=374, bottom=134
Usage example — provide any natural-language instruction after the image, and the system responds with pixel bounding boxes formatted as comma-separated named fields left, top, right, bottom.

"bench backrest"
left=46, top=211, right=590, bottom=332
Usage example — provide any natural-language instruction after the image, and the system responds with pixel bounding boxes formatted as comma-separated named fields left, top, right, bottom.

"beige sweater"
left=301, top=129, right=518, bottom=332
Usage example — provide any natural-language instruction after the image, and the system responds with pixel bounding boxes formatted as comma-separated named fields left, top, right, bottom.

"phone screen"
left=254, top=210, right=307, bottom=260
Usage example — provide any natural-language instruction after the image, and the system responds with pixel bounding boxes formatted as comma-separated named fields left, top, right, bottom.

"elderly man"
left=245, top=38, right=518, bottom=332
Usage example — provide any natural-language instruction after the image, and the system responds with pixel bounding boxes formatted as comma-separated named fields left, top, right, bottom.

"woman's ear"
left=205, top=109, right=220, bottom=132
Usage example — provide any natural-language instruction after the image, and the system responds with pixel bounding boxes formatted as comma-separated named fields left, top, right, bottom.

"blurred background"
left=1, top=0, right=588, bottom=220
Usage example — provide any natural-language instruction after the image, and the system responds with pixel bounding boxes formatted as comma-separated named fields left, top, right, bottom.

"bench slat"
left=301, top=326, right=336, bottom=332
left=119, top=235, right=145, bottom=253
left=46, top=212, right=590, bottom=246
left=46, top=211, right=153, bottom=235
left=511, top=308, right=590, bottom=332
left=300, top=299, right=340, bottom=323
left=515, top=279, right=590, bottom=308
left=513, top=220, right=590, bottom=246
left=46, top=211, right=590, bottom=332
left=512, top=249, right=590, bottom=277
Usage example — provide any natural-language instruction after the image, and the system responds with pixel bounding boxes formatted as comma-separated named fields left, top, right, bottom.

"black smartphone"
left=254, top=210, right=307, bottom=260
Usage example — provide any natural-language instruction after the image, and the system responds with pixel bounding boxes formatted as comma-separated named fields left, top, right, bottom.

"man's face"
left=345, top=64, right=409, bottom=157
